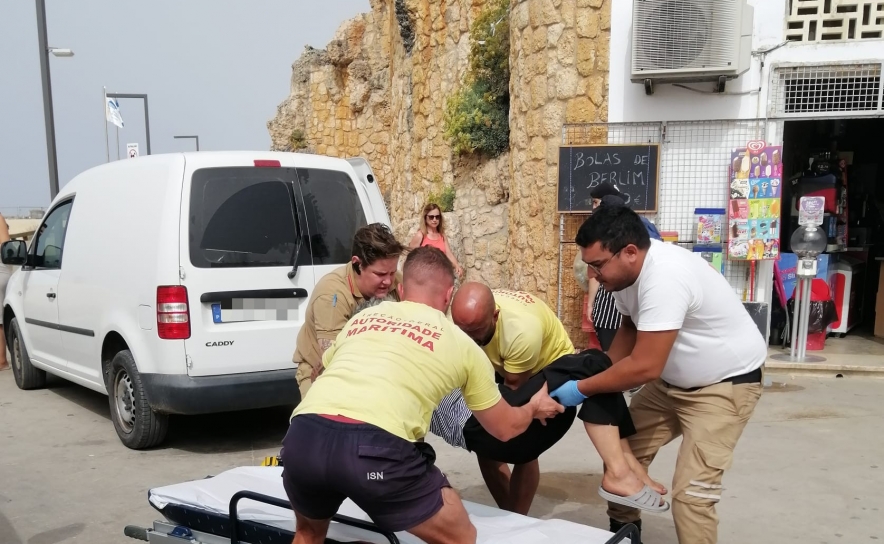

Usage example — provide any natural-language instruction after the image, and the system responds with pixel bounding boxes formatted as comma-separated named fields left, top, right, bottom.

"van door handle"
left=46, top=292, right=56, bottom=300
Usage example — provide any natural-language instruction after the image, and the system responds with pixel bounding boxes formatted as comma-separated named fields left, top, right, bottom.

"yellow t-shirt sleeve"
left=501, top=317, right=543, bottom=374
left=321, top=334, right=340, bottom=369
left=461, top=342, right=502, bottom=411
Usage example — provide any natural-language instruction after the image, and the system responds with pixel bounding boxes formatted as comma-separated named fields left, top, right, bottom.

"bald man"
left=451, top=284, right=668, bottom=517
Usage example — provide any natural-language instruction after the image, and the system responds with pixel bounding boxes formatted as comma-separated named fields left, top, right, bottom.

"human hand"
left=529, top=383, right=565, bottom=425
left=549, top=380, right=587, bottom=407
left=456, top=265, right=464, bottom=278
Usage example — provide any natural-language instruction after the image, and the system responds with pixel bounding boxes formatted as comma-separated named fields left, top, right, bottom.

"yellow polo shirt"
left=483, top=290, right=575, bottom=376
left=292, top=300, right=502, bottom=442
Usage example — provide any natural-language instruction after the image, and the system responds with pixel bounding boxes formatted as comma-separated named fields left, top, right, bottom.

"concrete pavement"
left=1, top=371, right=882, bottom=543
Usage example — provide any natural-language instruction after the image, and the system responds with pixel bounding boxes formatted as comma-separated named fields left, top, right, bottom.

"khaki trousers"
left=608, top=377, right=763, bottom=544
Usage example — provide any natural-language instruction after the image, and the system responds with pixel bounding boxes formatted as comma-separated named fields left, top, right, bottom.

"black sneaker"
left=609, top=518, right=642, bottom=544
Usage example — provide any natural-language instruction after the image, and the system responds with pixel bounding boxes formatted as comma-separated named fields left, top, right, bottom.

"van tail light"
left=157, top=286, right=191, bottom=340
left=254, top=159, right=281, bottom=168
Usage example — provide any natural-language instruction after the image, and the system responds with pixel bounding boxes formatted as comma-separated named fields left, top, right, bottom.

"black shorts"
left=280, top=414, right=449, bottom=532
left=464, top=349, right=636, bottom=464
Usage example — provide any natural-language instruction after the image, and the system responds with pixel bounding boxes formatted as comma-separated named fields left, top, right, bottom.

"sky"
left=0, top=0, right=370, bottom=214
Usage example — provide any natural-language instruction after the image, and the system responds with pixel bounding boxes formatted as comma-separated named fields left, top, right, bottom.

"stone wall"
left=507, top=0, right=610, bottom=307
left=269, top=0, right=612, bottom=336
left=269, top=0, right=513, bottom=288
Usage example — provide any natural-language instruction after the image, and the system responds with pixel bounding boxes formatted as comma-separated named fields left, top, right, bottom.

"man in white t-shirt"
left=550, top=204, right=765, bottom=544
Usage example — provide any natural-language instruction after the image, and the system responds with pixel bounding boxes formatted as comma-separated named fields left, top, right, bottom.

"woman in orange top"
left=408, top=203, right=464, bottom=277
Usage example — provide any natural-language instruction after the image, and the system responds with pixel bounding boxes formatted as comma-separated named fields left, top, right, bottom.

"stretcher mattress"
left=148, top=466, right=626, bottom=544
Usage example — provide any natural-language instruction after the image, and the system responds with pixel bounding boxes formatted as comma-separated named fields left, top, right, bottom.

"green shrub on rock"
left=443, top=0, right=510, bottom=158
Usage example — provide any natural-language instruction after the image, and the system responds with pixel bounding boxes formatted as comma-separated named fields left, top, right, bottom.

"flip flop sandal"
left=598, top=484, right=671, bottom=513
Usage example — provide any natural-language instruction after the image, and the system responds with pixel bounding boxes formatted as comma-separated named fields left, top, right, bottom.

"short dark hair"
left=403, top=246, right=455, bottom=284
left=590, top=182, right=621, bottom=199
left=352, top=223, right=405, bottom=274
left=576, top=204, right=651, bottom=252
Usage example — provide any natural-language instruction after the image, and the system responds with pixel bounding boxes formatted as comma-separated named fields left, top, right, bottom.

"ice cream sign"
left=727, top=141, right=784, bottom=261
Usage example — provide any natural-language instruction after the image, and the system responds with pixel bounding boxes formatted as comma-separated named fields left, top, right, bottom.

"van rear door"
left=180, top=157, right=315, bottom=377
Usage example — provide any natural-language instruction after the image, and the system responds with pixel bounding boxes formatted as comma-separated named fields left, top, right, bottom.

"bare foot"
left=625, top=452, right=667, bottom=495
left=0, top=360, right=9, bottom=371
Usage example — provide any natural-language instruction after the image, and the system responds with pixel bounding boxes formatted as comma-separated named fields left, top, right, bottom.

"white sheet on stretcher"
left=148, top=466, right=625, bottom=544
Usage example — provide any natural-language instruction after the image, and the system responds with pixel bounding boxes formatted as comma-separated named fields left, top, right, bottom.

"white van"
left=1, top=152, right=390, bottom=449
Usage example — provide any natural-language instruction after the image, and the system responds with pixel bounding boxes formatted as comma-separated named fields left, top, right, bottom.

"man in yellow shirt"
left=452, top=284, right=667, bottom=516
left=292, top=223, right=404, bottom=400
left=280, top=247, right=564, bottom=544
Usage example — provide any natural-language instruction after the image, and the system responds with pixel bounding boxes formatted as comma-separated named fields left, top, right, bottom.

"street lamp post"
left=36, top=0, right=73, bottom=200
left=174, top=135, right=200, bottom=151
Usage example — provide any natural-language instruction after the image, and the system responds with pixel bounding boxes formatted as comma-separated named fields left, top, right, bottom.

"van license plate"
left=211, top=300, right=299, bottom=323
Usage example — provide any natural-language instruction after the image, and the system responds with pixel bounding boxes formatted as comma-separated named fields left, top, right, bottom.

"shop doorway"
left=778, top=117, right=884, bottom=358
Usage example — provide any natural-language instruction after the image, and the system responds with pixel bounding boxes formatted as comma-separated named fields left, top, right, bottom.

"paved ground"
left=1, top=371, right=883, bottom=544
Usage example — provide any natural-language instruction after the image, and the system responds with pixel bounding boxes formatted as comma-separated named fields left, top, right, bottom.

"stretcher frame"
left=127, top=489, right=639, bottom=544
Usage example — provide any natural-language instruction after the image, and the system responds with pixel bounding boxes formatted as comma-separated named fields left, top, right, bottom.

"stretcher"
left=125, top=466, right=637, bottom=544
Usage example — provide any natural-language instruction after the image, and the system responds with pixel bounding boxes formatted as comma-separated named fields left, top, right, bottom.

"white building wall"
left=608, top=0, right=884, bottom=123
left=603, top=0, right=884, bottom=331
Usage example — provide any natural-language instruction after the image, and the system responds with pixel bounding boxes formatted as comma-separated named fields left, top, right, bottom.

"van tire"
left=108, top=350, right=168, bottom=449
left=8, top=318, right=47, bottom=390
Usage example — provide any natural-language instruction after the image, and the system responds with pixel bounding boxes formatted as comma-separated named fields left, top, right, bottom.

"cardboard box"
left=875, top=261, right=884, bottom=338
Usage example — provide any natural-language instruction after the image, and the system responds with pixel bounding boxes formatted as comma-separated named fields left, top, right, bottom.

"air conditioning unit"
left=631, top=0, right=754, bottom=95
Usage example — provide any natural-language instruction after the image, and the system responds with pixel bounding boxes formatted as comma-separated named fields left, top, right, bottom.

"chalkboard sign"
left=557, top=144, right=660, bottom=213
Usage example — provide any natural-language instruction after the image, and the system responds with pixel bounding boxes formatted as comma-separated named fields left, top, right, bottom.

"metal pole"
left=104, top=88, right=110, bottom=162
left=143, top=95, right=151, bottom=155
left=796, top=279, right=810, bottom=361
left=36, top=0, right=60, bottom=199
left=795, top=279, right=806, bottom=360
left=800, top=278, right=813, bottom=360
left=790, top=278, right=801, bottom=359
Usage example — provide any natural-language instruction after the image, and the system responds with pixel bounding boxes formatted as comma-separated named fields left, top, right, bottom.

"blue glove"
left=549, top=380, right=587, bottom=407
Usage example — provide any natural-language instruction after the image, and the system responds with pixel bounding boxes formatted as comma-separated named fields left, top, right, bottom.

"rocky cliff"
left=269, top=0, right=611, bottom=327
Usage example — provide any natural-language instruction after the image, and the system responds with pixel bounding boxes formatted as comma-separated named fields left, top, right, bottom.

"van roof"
left=57, top=151, right=366, bottom=201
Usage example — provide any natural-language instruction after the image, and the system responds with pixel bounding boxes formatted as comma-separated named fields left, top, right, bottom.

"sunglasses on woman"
left=426, top=214, right=441, bottom=220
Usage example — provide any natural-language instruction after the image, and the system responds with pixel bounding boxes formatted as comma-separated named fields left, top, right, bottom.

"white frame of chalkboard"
left=556, top=143, right=662, bottom=214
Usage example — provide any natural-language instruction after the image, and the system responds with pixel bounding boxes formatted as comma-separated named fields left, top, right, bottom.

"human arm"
left=0, top=216, right=9, bottom=244
left=471, top=383, right=564, bottom=442
left=554, top=266, right=692, bottom=402
left=501, top=368, right=533, bottom=390
left=408, top=231, right=423, bottom=250
left=461, top=338, right=563, bottom=441
left=442, top=236, right=464, bottom=277
left=587, top=278, right=600, bottom=311
left=606, top=315, right=637, bottom=364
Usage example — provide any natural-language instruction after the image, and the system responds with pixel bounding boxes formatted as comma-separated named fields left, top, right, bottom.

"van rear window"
left=189, top=167, right=306, bottom=269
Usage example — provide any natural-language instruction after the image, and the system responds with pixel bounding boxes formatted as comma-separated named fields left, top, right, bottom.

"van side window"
left=297, top=168, right=367, bottom=264
left=33, top=201, right=73, bottom=269
left=189, top=167, right=311, bottom=269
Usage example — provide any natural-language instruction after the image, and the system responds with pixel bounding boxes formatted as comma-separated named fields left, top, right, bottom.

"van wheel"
left=108, top=350, right=168, bottom=449
left=9, top=318, right=46, bottom=390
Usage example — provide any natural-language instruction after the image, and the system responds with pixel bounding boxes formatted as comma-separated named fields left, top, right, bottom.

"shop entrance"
left=777, top=117, right=884, bottom=358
